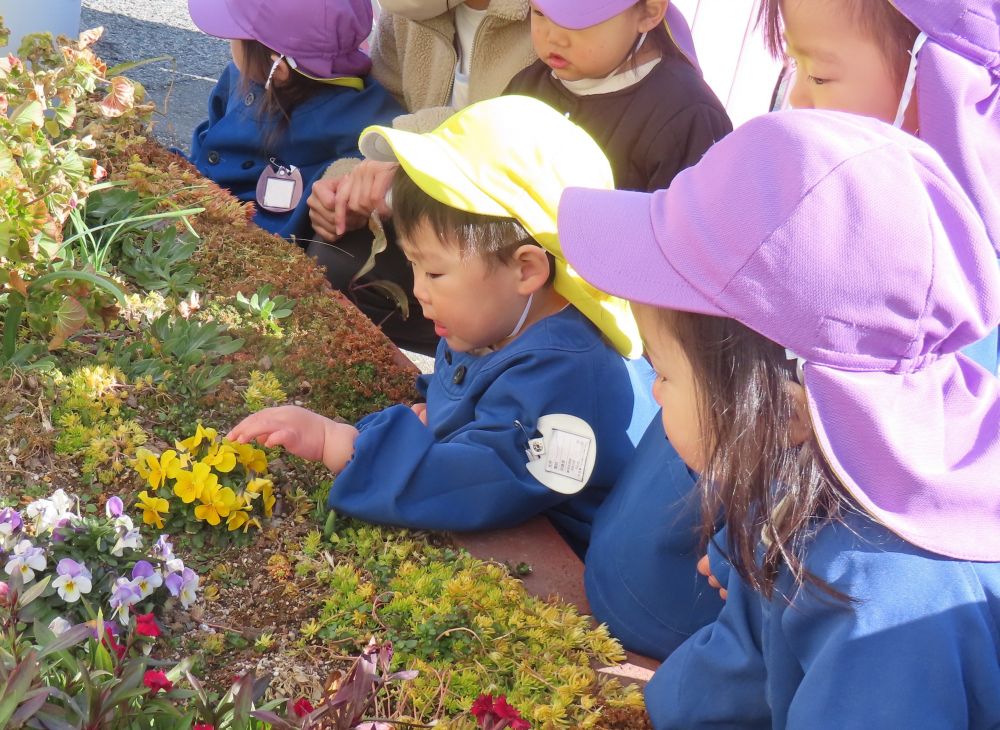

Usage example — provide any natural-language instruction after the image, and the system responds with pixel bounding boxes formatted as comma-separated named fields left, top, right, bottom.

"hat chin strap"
left=893, top=32, right=928, bottom=128
left=506, top=293, right=534, bottom=340
left=265, top=54, right=285, bottom=90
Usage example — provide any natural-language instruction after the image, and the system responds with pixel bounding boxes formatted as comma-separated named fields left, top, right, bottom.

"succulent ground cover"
left=0, top=24, right=653, bottom=729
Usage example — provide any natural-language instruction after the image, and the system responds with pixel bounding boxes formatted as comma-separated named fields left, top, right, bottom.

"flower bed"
left=0, top=25, right=653, bottom=729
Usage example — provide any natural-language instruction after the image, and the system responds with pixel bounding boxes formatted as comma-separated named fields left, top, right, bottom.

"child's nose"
left=412, top=275, right=429, bottom=306
left=788, top=71, right=813, bottom=110
left=545, top=22, right=569, bottom=47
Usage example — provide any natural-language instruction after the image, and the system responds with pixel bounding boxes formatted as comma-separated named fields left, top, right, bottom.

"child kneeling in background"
left=185, top=0, right=403, bottom=240
left=228, top=96, right=655, bottom=557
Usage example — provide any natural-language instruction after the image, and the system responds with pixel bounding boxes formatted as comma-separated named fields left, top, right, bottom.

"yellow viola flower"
left=176, top=423, right=218, bottom=454
left=133, top=448, right=175, bottom=489
left=261, top=480, right=276, bottom=518
left=158, top=449, right=182, bottom=483
left=233, top=442, right=268, bottom=473
left=245, top=477, right=272, bottom=495
left=226, top=498, right=254, bottom=532
left=202, top=442, right=237, bottom=473
left=194, top=482, right=239, bottom=526
left=133, top=448, right=158, bottom=483
left=173, top=462, right=216, bottom=504
left=137, top=490, right=169, bottom=529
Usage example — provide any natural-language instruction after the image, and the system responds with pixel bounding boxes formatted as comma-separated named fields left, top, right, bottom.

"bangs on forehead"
left=758, top=0, right=919, bottom=79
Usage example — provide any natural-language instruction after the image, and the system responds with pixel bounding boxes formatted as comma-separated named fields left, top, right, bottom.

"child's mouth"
left=547, top=54, right=569, bottom=70
left=434, top=322, right=449, bottom=337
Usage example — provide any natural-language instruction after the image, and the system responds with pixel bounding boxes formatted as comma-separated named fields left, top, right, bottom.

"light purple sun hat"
left=558, top=109, right=1000, bottom=561
left=891, top=0, right=1000, bottom=254
left=187, top=0, right=373, bottom=78
left=533, top=0, right=701, bottom=69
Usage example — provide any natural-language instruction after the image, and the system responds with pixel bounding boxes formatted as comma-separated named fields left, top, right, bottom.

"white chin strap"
left=265, top=54, right=286, bottom=90
left=893, top=32, right=928, bottom=128
left=507, top=293, right=534, bottom=339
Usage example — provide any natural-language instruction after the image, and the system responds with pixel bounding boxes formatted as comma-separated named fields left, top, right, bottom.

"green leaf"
left=15, top=575, right=51, bottom=609
left=28, top=270, right=126, bottom=308
left=10, top=100, right=44, bottom=128
left=54, top=97, right=77, bottom=128
left=38, top=624, right=93, bottom=658
left=47, top=295, right=88, bottom=350
left=0, top=650, right=41, bottom=727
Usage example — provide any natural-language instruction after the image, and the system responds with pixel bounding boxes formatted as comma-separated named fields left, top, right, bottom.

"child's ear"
left=269, top=53, right=292, bottom=85
left=784, top=381, right=813, bottom=447
left=512, top=244, right=552, bottom=296
left=637, top=0, right=668, bottom=32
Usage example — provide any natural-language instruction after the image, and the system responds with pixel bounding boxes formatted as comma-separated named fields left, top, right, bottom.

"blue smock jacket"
left=646, top=510, right=1000, bottom=729
left=189, top=63, right=403, bottom=240
left=327, top=307, right=655, bottom=556
left=584, top=419, right=724, bottom=660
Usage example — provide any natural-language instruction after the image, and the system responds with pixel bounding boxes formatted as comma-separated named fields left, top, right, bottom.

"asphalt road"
left=81, top=0, right=231, bottom=152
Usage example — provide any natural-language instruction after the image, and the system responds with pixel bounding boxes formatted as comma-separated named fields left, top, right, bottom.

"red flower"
left=492, top=695, right=523, bottom=721
left=292, top=697, right=315, bottom=717
left=471, top=694, right=495, bottom=722
left=103, top=632, right=126, bottom=660
left=193, top=724, right=215, bottom=730
left=510, top=719, right=531, bottom=730
left=143, top=670, right=173, bottom=694
left=135, top=612, right=160, bottom=638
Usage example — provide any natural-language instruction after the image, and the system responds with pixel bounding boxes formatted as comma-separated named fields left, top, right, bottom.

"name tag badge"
left=524, top=414, right=597, bottom=495
left=255, top=160, right=304, bottom=213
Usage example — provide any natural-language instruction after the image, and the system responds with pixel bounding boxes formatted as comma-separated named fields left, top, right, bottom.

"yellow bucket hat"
left=358, top=95, right=642, bottom=358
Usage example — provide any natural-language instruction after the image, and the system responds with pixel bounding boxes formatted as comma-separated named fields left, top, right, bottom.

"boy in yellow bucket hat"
left=229, top=96, right=656, bottom=555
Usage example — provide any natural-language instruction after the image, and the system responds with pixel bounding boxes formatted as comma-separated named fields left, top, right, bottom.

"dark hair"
left=236, top=40, right=332, bottom=149
left=391, top=168, right=556, bottom=282
left=642, top=306, right=849, bottom=601
left=757, top=0, right=919, bottom=82
left=629, top=0, right=691, bottom=63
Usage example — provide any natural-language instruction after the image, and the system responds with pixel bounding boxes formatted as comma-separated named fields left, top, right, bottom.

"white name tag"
left=524, top=414, right=597, bottom=495
left=262, top=176, right=296, bottom=209
left=255, top=161, right=304, bottom=213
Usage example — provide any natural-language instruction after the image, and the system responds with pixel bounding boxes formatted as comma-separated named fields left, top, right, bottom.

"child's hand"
left=227, top=406, right=359, bottom=473
left=410, top=402, right=428, bottom=426
left=308, top=177, right=366, bottom=241
left=331, top=161, right=398, bottom=236
left=697, top=554, right=728, bottom=600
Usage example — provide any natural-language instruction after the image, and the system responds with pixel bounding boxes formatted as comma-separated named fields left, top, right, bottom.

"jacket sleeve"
left=645, top=569, right=771, bottom=729
left=327, top=357, right=600, bottom=532
left=642, top=103, right=733, bottom=192
left=370, top=13, right=407, bottom=108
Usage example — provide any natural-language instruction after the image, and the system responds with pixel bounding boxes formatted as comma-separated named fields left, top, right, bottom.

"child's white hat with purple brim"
left=892, top=0, right=1000, bottom=253
left=558, top=109, right=1000, bottom=561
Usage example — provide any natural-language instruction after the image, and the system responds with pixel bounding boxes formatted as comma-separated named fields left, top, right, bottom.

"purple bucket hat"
left=533, top=0, right=700, bottom=69
left=558, top=109, right=1000, bottom=561
left=892, top=0, right=1000, bottom=254
left=187, top=0, right=373, bottom=79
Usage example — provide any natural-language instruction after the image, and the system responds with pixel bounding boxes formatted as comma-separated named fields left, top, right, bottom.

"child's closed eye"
left=807, top=75, right=830, bottom=85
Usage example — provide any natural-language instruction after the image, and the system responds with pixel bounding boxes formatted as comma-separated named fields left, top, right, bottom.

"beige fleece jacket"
left=322, top=0, right=534, bottom=179
left=373, top=0, right=535, bottom=114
